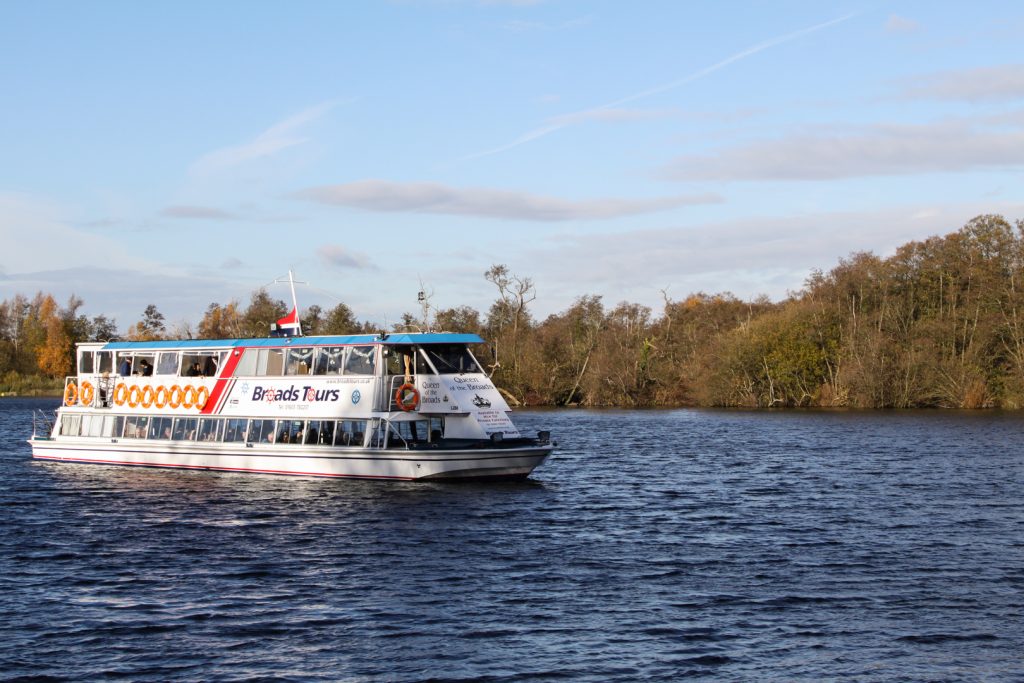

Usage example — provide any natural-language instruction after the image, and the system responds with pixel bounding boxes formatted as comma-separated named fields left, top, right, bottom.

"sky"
left=2, top=1, right=1023, bottom=333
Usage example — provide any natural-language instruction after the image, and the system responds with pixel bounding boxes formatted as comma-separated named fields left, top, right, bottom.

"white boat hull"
left=29, top=438, right=553, bottom=481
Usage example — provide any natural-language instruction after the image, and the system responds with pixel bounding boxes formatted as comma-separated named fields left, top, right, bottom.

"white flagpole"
left=288, top=270, right=302, bottom=336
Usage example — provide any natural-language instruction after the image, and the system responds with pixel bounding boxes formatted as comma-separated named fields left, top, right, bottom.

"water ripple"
left=2, top=400, right=1023, bottom=680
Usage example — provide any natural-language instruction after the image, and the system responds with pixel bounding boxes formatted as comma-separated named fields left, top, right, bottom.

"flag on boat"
left=275, top=307, right=300, bottom=336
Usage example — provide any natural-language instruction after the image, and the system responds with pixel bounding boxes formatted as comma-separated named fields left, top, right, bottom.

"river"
left=1, top=398, right=1021, bottom=681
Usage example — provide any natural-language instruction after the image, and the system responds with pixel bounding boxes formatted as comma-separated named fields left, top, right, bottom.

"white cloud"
left=509, top=203, right=1024, bottom=309
left=316, top=245, right=375, bottom=270
left=885, top=15, right=920, bottom=33
left=295, top=179, right=721, bottom=221
left=897, top=64, right=1024, bottom=103
left=188, top=101, right=335, bottom=177
left=664, top=119, right=1024, bottom=181
left=161, top=205, right=239, bottom=220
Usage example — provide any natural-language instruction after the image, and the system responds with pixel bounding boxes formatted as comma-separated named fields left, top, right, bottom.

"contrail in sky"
left=461, top=12, right=857, bottom=162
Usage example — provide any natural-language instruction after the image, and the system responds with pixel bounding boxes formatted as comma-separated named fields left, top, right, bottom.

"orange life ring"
left=395, top=383, right=420, bottom=412
left=140, top=385, right=155, bottom=409
left=127, top=385, right=142, bottom=408
left=194, top=386, right=210, bottom=411
left=153, top=385, right=168, bottom=409
left=79, top=381, right=94, bottom=406
left=113, top=383, right=128, bottom=406
left=168, top=385, right=182, bottom=409
left=181, top=385, right=196, bottom=410
left=63, top=382, right=78, bottom=406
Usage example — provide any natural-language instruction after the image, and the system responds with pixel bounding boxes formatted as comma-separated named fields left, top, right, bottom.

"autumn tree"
left=126, top=304, right=166, bottom=341
left=434, top=306, right=483, bottom=335
left=301, top=305, right=325, bottom=335
left=198, top=301, right=243, bottom=339
left=484, top=264, right=535, bottom=396
left=36, top=295, right=71, bottom=378
left=240, top=290, right=288, bottom=337
left=322, top=302, right=361, bottom=334
left=90, top=314, right=118, bottom=341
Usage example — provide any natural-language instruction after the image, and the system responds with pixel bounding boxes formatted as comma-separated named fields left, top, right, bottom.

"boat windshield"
left=421, top=345, right=481, bottom=374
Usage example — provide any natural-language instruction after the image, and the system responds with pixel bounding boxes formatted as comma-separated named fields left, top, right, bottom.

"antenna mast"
left=273, top=270, right=307, bottom=337
left=288, top=270, right=301, bottom=336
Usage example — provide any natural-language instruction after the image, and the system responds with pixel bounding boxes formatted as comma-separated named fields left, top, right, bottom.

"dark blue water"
left=1, top=398, right=1022, bottom=681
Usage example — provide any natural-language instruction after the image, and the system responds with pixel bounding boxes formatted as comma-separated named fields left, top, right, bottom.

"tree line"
left=4, top=214, right=1023, bottom=408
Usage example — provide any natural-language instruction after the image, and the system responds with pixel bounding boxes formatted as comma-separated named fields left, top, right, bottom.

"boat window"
left=100, top=415, right=116, bottom=438
left=385, top=346, right=426, bottom=376
left=233, top=349, right=257, bottom=376
left=124, top=416, right=149, bottom=439
left=254, top=349, right=285, bottom=376
left=284, top=347, right=313, bottom=375
left=173, top=417, right=198, bottom=441
left=421, top=345, right=481, bottom=374
left=181, top=352, right=220, bottom=377
left=156, top=352, right=179, bottom=376
left=128, top=354, right=155, bottom=377
left=114, top=416, right=125, bottom=438
left=249, top=419, right=277, bottom=443
left=97, top=352, right=113, bottom=374
left=150, top=416, right=173, bottom=440
left=303, top=420, right=323, bottom=445
left=223, top=419, right=247, bottom=443
left=79, top=351, right=94, bottom=375
left=197, top=418, right=222, bottom=442
left=336, top=419, right=367, bottom=447
left=430, top=417, right=444, bottom=440
left=345, top=346, right=376, bottom=375
left=367, top=419, right=386, bottom=448
left=314, top=419, right=335, bottom=445
left=390, top=419, right=430, bottom=444
left=313, top=347, right=346, bottom=375
left=88, top=415, right=105, bottom=437
left=278, top=420, right=304, bottom=444
left=60, top=414, right=80, bottom=436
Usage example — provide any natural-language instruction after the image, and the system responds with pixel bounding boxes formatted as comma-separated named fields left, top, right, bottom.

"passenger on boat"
left=118, top=357, right=132, bottom=377
left=140, top=359, right=153, bottom=376
left=98, top=372, right=113, bottom=407
left=187, top=362, right=202, bottom=377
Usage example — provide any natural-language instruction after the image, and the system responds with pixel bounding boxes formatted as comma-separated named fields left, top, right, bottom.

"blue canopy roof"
left=100, top=332, right=484, bottom=351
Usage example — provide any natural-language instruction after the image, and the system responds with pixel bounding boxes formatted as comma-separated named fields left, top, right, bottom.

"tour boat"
left=28, top=331, right=554, bottom=480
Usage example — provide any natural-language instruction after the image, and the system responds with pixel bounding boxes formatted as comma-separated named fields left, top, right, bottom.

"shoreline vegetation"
left=4, top=214, right=1023, bottom=409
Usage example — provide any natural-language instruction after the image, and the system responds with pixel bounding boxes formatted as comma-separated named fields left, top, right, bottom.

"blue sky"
left=2, top=1, right=1023, bottom=333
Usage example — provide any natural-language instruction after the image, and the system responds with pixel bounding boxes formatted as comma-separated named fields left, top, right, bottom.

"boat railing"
left=31, top=408, right=55, bottom=439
